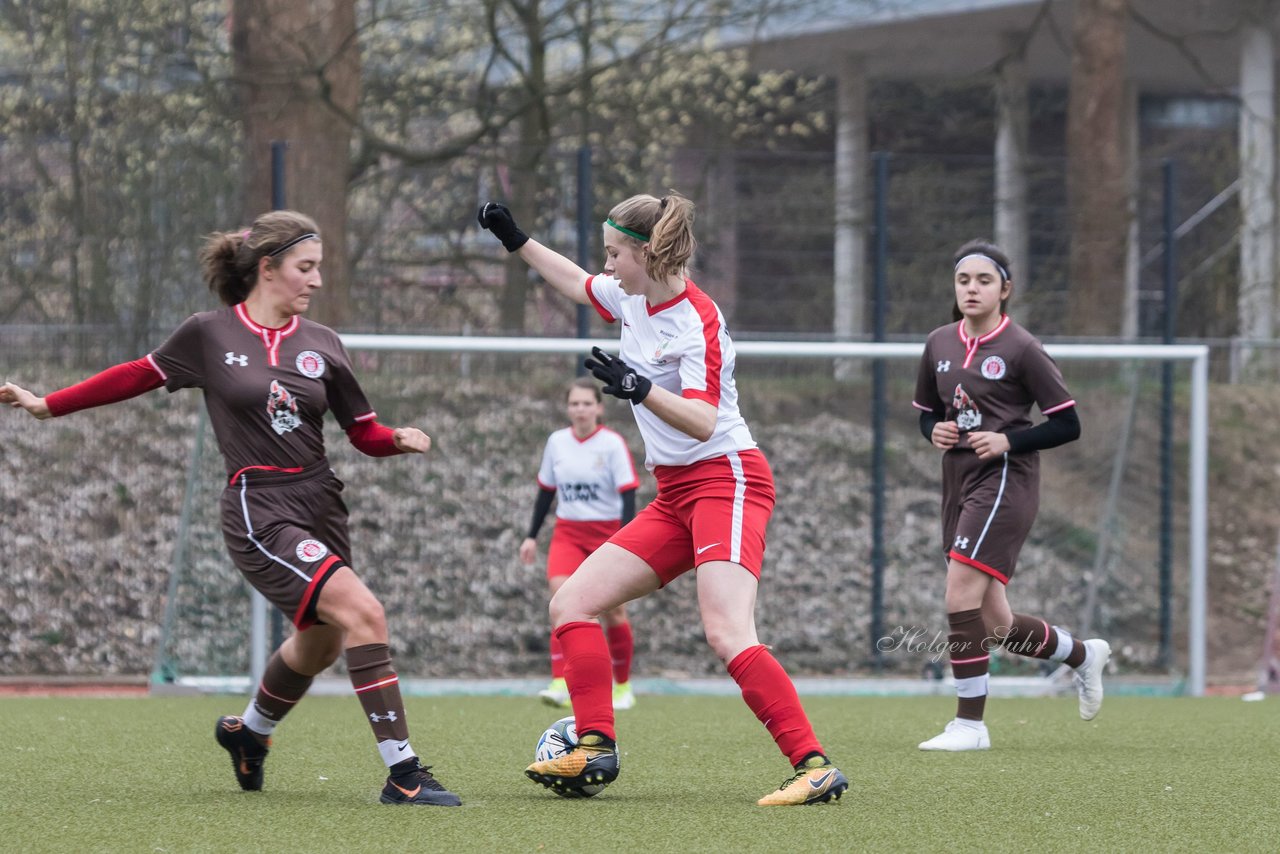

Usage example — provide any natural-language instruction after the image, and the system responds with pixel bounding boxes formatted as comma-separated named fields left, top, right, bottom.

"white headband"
left=955, top=252, right=1009, bottom=282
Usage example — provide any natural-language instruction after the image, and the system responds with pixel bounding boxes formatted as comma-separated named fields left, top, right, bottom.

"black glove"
left=476, top=202, right=529, bottom=253
left=584, top=346, right=652, bottom=403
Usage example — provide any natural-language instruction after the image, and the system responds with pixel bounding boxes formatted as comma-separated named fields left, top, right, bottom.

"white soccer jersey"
left=536, top=425, right=640, bottom=521
left=585, top=274, right=756, bottom=469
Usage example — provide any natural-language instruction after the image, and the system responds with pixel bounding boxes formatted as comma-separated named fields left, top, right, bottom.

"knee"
left=298, top=639, right=343, bottom=674
left=339, top=594, right=387, bottom=638
left=548, top=585, right=596, bottom=627
left=547, top=590, right=573, bottom=627
left=702, top=620, right=741, bottom=663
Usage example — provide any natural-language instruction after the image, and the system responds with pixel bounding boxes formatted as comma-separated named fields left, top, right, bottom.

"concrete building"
left=728, top=0, right=1272, bottom=347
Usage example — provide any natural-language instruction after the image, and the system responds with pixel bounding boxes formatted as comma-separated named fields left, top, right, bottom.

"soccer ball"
left=535, top=716, right=579, bottom=762
left=533, top=716, right=606, bottom=798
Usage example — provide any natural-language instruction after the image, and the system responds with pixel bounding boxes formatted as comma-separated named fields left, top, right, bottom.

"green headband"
left=605, top=218, right=649, bottom=242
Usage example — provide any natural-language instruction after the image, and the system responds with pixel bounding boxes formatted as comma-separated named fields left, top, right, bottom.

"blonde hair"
left=199, top=210, right=321, bottom=306
left=607, top=191, right=696, bottom=282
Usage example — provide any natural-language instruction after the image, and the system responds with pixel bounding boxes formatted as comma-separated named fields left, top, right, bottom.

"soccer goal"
left=149, top=336, right=1209, bottom=695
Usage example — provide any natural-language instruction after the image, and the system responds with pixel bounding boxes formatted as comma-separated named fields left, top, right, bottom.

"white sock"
left=242, top=704, right=276, bottom=738
left=379, top=738, right=416, bottom=768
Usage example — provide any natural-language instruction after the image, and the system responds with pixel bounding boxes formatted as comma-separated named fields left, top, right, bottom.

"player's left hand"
left=967, top=430, right=1010, bottom=460
left=392, top=427, right=432, bottom=454
left=584, top=346, right=652, bottom=403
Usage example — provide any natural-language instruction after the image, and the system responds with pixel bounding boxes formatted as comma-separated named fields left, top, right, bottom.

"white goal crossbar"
left=313, top=335, right=1210, bottom=696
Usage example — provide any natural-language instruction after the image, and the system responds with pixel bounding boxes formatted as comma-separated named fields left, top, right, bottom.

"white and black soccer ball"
left=533, top=716, right=606, bottom=797
left=535, top=716, right=579, bottom=762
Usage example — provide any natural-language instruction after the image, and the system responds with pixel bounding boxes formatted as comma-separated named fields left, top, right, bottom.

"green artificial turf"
left=2, top=694, right=1277, bottom=852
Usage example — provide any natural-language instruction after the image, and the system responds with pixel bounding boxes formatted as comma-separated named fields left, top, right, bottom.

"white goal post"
left=265, top=335, right=1205, bottom=697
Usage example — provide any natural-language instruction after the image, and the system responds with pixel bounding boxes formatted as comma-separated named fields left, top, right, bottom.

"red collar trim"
left=234, top=302, right=299, bottom=336
left=957, top=315, right=1010, bottom=369
left=234, top=303, right=300, bottom=366
left=571, top=424, right=605, bottom=444
left=646, top=279, right=694, bottom=316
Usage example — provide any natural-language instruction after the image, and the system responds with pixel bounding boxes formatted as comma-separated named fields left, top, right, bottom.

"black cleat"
left=380, top=760, right=462, bottom=807
left=215, top=715, right=269, bottom=792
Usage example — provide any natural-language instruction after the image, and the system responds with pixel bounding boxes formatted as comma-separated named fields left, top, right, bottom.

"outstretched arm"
left=2, top=357, right=164, bottom=420
left=477, top=203, right=591, bottom=305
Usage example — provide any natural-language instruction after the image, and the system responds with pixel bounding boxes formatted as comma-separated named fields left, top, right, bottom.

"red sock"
left=549, top=632, right=565, bottom=679
left=727, top=645, right=823, bottom=766
left=605, top=622, right=634, bottom=684
left=554, top=621, right=614, bottom=740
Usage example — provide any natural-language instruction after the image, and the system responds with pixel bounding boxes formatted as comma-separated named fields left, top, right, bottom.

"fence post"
left=575, top=146, right=593, bottom=360
left=1158, top=158, right=1177, bottom=669
left=869, top=151, right=889, bottom=670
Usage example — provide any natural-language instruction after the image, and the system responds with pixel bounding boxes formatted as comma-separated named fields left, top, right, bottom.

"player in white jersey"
left=520, top=378, right=641, bottom=710
left=479, top=192, right=846, bottom=806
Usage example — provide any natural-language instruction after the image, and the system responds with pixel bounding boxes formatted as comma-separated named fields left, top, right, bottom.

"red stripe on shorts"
left=293, top=554, right=342, bottom=629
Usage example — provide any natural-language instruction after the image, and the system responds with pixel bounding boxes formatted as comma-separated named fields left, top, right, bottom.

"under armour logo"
left=369, top=711, right=398, bottom=723
left=953, top=536, right=970, bottom=550
left=937, top=360, right=951, bottom=373
left=225, top=352, right=248, bottom=366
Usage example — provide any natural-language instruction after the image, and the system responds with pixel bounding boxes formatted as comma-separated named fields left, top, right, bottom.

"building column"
left=834, top=53, right=868, bottom=368
left=994, top=32, right=1030, bottom=319
left=1239, top=23, right=1276, bottom=358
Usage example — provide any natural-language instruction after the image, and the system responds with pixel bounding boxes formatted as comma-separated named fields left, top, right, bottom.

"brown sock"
left=242, top=651, right=313, bottom=742
left=948, top=608, right=990, bottom=721
left=999, top=614, right=1087, bottom=667
left=346, top=642, right=414, bottom=767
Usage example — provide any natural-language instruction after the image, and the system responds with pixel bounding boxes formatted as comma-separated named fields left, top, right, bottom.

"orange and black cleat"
left=215, top=715, right=270, bottom=792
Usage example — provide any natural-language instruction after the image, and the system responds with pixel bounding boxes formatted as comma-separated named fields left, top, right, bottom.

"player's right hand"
left=477, top=202, right=529, bottom=253
left=931, top=420, right=959, bottom=450
left=518, top=537, right=538, bottom=566
left=0, top=382, right=52, bottom=420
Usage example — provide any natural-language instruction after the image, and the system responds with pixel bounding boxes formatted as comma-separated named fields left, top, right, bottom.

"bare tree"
left=1065, top=0, right=1129, bottom=336
left=231, top=0, right=360, bottom=328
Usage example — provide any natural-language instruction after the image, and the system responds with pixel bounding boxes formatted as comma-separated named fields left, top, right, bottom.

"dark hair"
left=566, top=376, right=602, bottom=403
left=607, top=191, right=696, bottom=282
left=951, top=238, right=1012, bottom=322
left=199, top=210, right=321, bottom=306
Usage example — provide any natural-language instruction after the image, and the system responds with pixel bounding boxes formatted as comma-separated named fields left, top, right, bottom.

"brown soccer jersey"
left=148, top=303, right=375, bottom=480
left=912, top=316, right=1075, bottom=449
left=912, top=316, right=1075, bottom=583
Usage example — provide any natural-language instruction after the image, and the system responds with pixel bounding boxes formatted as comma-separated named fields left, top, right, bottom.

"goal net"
left=140, top=336, right=1208, bottom=694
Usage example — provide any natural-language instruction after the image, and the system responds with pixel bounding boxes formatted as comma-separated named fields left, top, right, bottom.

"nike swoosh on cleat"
left=396, top=741, right=409, bottom=752
left=809, top=771, right=834, bottom=790
left=696, top=542, right=721, bottom=555
left=391, top=781, right=421, bottom=798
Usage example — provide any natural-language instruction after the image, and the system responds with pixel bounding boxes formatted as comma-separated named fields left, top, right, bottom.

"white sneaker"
left=612, top=681, right=636, bottom=710
left=538, top=678, right=571, bottom=708
left=1073, top=638, right=1111, bottom=720
left=918, top=718, right=990, bottom=751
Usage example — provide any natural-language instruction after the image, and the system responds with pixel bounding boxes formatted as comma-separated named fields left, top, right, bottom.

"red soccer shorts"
left=607, top=449, right=775, bottom=586
left=546, top=519, right=621, bottom=579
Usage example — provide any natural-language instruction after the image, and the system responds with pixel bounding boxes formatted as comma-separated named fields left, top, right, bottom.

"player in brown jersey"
left=910, top=239, right=1110, bottom=752
left=0, top=210, right=459, bottom=805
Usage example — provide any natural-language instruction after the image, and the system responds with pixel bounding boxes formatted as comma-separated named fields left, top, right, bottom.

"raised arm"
left=477, top=203, right=591, bottom=305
